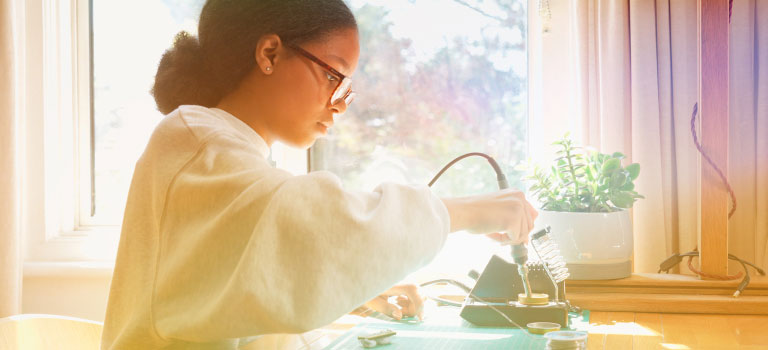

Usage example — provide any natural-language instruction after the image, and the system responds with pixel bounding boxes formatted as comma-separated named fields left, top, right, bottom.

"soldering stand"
left=460, top=228, right=573, bottom=328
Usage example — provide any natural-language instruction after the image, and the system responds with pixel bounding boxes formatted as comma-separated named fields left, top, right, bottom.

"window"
left=310, top=0, right=528, bottom=279
left=27, top=0, right=525, bottom=264
left=87, top=0, right=205, bottom=225
left=86, top=0, right=304, bottom=226
left=22, top=0, right=208, bottom=262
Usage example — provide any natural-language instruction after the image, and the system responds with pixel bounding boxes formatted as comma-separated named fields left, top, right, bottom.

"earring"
left=265, top=66, right=271, bottom=71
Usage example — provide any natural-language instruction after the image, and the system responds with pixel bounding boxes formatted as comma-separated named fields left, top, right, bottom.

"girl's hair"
left=151, top=0, right=357, bottom=115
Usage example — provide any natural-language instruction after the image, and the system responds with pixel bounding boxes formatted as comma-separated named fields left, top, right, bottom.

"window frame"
left=20, top=0, right=309, bottom=265
left=20, top=0, right=120, bottom=264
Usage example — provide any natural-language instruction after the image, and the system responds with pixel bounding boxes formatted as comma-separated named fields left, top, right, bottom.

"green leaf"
left=620, top=182, right=635, bottom=191
left=626, top=163, right=640, bottom=180
left=610, top=171, right=627, bottom=188
left=612, top=152, right=625, bottom=160
left=610, top=192, right=634, bottom=208
left=602, top=158, right=621, bottom=174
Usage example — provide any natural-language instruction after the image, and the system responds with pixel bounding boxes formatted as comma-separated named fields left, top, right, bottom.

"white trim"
left=75, top=0, right=92, bottom=227
left=1, top=313, right=104, bottom=325
left=21, top=0, right=117, bottom=263
left=41, top=0, right=77, bottom=236
left=23, top=261, right=114, bottom=278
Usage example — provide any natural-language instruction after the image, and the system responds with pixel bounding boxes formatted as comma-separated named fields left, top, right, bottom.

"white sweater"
left=101, top=105, right=450, bottom=349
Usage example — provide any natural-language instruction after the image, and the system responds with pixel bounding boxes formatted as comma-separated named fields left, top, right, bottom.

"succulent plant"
left=526, top=134, right=644, bottom=212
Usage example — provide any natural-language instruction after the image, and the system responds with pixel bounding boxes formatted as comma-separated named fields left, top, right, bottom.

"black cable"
left=419, top=279, right=473, bottom=293
left=422, top=153, right=561, bottom=330
left=729, top=254, right=766, bottom=275
left=657, top=251, right=763, bottom=297
left=418, top=279, right=472, bottom=307
left=733, top=259, right=751, bottom=297
left=427, top=152, right=509, bottom=189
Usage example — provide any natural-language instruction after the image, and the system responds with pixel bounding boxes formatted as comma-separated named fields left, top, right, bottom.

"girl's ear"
left=254, top=34, right=282, bottom=75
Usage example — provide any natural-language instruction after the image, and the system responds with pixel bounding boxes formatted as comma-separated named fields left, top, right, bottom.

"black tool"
left=459, top=254, right=570, bottom=328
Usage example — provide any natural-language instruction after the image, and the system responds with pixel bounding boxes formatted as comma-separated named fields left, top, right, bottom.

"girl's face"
left=255, top=28, right=360, bottom=148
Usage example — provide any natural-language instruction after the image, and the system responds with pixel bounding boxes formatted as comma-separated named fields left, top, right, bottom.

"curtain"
left=729, top=0, right=768, bottom=274
left=529, top=0, right=768, bottom=273
left=0, top=0, right=21, bottom=317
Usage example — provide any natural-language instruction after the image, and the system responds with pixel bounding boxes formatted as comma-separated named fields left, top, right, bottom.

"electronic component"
left=357, top=329, right=395, bottom=348
left=527, top=321, right=561, bottom=335
left=544, top=331, right=587, bottom=350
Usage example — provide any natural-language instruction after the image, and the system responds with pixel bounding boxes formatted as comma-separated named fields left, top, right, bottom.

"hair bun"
left=151, top=31, right=220, bottom=114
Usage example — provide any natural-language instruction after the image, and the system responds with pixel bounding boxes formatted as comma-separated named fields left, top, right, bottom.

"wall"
left=22, top=269, right=112, bottom=322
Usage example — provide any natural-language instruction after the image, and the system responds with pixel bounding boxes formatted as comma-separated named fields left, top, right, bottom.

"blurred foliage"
left=311, top=0, right=528, bottom=197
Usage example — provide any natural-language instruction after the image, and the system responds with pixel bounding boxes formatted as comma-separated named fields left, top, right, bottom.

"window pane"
left=91, top=0, right=205, bottom=223
left=310, top=0, right=528, bottom=278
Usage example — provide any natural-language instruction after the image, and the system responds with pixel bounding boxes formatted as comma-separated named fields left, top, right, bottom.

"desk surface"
left=242, top=308, right=768, bottom=350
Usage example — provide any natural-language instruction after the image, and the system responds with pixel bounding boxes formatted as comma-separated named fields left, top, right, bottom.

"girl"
left=102, top=0, right=537, bottom=349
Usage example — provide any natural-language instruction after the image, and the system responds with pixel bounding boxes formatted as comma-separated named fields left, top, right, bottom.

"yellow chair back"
left=0, top=314, right=103, bottom=350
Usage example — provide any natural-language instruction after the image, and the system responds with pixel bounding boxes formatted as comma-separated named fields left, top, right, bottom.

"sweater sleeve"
left=152, top=135, right=450, bottom=342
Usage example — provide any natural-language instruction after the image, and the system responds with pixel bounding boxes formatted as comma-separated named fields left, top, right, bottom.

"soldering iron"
left=427, top=152, right=533, bottom=300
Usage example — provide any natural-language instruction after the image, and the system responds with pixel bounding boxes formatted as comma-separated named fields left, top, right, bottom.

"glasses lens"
left=331, top=78, right=353, bottom=105
left=344, top=92, right=356, bottom=106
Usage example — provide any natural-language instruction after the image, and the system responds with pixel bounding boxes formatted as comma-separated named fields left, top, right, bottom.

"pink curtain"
left=728, top=0, right=768, bottom=274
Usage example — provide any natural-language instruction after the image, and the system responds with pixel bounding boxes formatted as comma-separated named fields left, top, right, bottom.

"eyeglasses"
left=288, top=44, right=356, bottom=107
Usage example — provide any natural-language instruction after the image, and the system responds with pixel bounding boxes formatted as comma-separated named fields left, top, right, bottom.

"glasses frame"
left=287, top=44, right=355, bottom=106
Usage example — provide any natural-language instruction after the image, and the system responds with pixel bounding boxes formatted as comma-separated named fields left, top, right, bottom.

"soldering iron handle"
left=492, top=163, right=527, bottom=265
left=511, top=242, right=528, bottom=265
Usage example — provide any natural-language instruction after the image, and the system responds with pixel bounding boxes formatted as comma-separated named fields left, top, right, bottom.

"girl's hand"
left=441, top=188, right=538, bottom=244
left=361, top=284, right=424, bottom=321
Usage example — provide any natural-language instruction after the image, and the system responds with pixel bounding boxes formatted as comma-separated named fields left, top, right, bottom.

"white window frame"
left=20, top=0, right=118, bottom=263
left=20, top=0, right=308, bottom=265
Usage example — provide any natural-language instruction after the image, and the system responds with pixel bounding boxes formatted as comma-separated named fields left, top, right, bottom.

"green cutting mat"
left=322, top=307, right=590, bottom=350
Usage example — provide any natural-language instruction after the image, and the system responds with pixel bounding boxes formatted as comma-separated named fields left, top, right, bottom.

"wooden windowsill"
left=564, top=273, right=768, bottom=315
left=566, top=273, right=768, bottom=296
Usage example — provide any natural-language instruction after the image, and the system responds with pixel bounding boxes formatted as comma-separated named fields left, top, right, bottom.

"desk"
left=241, top=298, right=586, bottom=350
left=241, top=307, right=768, bottom=350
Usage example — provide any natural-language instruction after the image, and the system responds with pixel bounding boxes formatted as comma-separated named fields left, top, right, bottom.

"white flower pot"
left=537, top=209, right=633, bottom=280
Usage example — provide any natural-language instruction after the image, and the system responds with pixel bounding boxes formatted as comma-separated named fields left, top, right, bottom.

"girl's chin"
left=281, top=136, right=318, bottom=150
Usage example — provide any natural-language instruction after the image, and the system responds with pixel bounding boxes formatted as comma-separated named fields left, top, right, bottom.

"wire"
left=685, top=252, right=743, bottom=281
left=418, top=279, right=529, bottom=327
left=690, top=103, right=737, bottom=219
left=419, top=278, right=576, bottom=338
left=419, top=279, right=473, bottom=293
left=419, top=279, right=473, bottom=306
left=423, top=153, right=577, bottom=334
left=418, top=279, right=531, bottom=333
left=657, top=250, right=764, bottom=297
left=427, top=152, right=508, bottom=189
left=730, top=254, right=766, bottom=275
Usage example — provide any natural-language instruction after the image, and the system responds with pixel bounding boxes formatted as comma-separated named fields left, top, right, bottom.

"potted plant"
left=526, top=135, right=643, bottom=280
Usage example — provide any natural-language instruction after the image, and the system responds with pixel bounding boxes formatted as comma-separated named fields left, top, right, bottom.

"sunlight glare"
left=396, top=330, right=512, bottom=340
left=588, top=321, right=659, bottom=336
